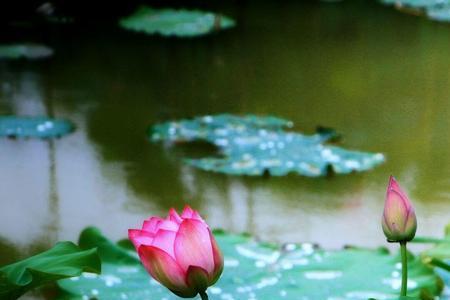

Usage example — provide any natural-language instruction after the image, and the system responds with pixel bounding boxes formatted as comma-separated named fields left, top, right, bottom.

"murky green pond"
left=1, top=1, right=449, bottom=297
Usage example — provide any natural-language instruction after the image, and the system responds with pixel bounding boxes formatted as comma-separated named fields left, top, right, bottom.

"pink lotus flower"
left=382, top=176, right=417, bottom=242
left=128, top=206, right=223, bottom=298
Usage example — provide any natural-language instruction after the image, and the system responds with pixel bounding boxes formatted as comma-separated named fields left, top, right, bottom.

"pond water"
left=0, top=0, right=449, bottom=293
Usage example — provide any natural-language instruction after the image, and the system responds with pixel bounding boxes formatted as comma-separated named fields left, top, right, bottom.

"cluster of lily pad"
left=0, top=5, right=235, bottom=61
left=1, top=225, right=449, bottom=299
left=380, top=0, right=450, bottom=22
left=150, top=114, right=385, bottom=177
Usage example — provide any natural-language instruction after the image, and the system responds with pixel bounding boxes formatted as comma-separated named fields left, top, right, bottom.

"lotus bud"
left=129, top=206, right=223, bottom=298
left=382, top=176, right=417, bottom=242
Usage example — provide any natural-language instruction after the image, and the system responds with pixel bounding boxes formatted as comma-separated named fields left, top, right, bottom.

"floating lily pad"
left=414, top=225, right=450, bottom=298
left=0, top=242, right=100, bottom=299
left=426, top=5, right=450, bottom=22
left=0, top=116, right=75, bottom=139
left=150, top=114, right=384, bottom=177
left=422, top=239, right=450, bottom=262
left=379, top=0, right=446, bottom=8
left=379, top=0, right=450, bottom=22
left=57, top=227, right=442, bottom=300
left=437, top=266, right=450, bottom=299
left=119, top=7, right=236, bottom=37
left=419, top=224, right=450, bottom=273
left=0, top=44, right=53, bottom=60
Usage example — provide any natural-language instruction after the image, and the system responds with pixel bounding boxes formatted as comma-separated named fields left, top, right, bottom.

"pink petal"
left=180, top=206, right=205, bottom=223
left=143, top=217, right=163, bottom=234
left=174, top=219, right=215, bottom=274
left=138, top=245, right=190, bottom=294
left=404, top=208, right=417, bottom=234
left=191, top=210, right=206, bottom=223
left=387, top=176, right=412, bottom=210
left=168, top=208, right=183, bottom=224
left=152, top=229, right=177, bottom=258
left=128, top=229, right=154, bottom=250
left=158, top=219, right=180, bottom=232
left=384, top=189, right=409, bottom=231
left=181, top=205, right=194, bottom=219
left=208, top=230, right=224, bottom=282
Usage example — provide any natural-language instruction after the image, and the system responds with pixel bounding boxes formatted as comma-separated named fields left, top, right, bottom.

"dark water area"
left=0, top=1, right=450, bottom=297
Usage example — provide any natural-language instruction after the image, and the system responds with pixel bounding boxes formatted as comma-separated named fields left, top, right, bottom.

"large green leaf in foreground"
left=0, top=242, right=100, bottom=299
left=0, top=44, right=53, bottom=60
left=150, top=114, right=385, bottom=177
left=0, top=116, right=74, bottom=139
left=57, top=227, right=442, bottom=300
left=119, top=7, right=236, bottom=37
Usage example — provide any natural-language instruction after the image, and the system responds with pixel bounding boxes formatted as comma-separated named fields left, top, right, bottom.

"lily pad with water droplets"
left=119, top=7, right=236, bottom=37
left=0, top=116, right=74, bottom=139
left=57, top=227, right=443, bottom=300
left=0, top=44, right=53, bottom=60
left=149, top=114, right=384, bottom=177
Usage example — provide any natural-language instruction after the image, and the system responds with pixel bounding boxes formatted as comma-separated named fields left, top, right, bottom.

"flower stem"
left=400, top=241, right=408, bottom=297
left=199, top=291, right=209, bottom=300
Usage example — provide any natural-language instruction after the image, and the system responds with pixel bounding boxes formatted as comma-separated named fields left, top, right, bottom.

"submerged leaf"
left=150, top=114, right=384, bottom=177
left=0, top=116, right=74, bottom=139
left=0, top=242, right=100, bottom=299
left=57, top=228, right=442, bottom=300
left=0, top=44, right=53, bottom=60
left=119, top=7, right=236, bottom=37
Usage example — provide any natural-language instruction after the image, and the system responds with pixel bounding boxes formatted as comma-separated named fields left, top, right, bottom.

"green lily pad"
left=57, top=227, right=442, bottom=300
left=0, top=242, right=100, bottom=299
left=119, top=7, right=236, bottom=37
left=379, top=0, right=446, bottom=8
left=0, top=116, right=75, bottom=139
left=379, top=0, right=450, bottom=22
left=437, top=267, right=450, bottom=299
left=426, top=5, right=450, bottom=22
left=419, top=224, right=450, bottom=273
left=417, top=224, right=450, bottom=261
left=0, top=44, right=53, bottom=60
left=412, top=225, right=450, bottom=298
left=150, top=114, right=384, bottom=177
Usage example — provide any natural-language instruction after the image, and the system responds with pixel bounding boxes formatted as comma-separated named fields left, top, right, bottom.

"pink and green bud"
left=128, top=206, right=223, bottom=298
left=382, top=176, right=417, bottom=242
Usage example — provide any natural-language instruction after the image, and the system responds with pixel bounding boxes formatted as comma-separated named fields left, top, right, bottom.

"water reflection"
left=0, top=71, right=56, bottom=249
